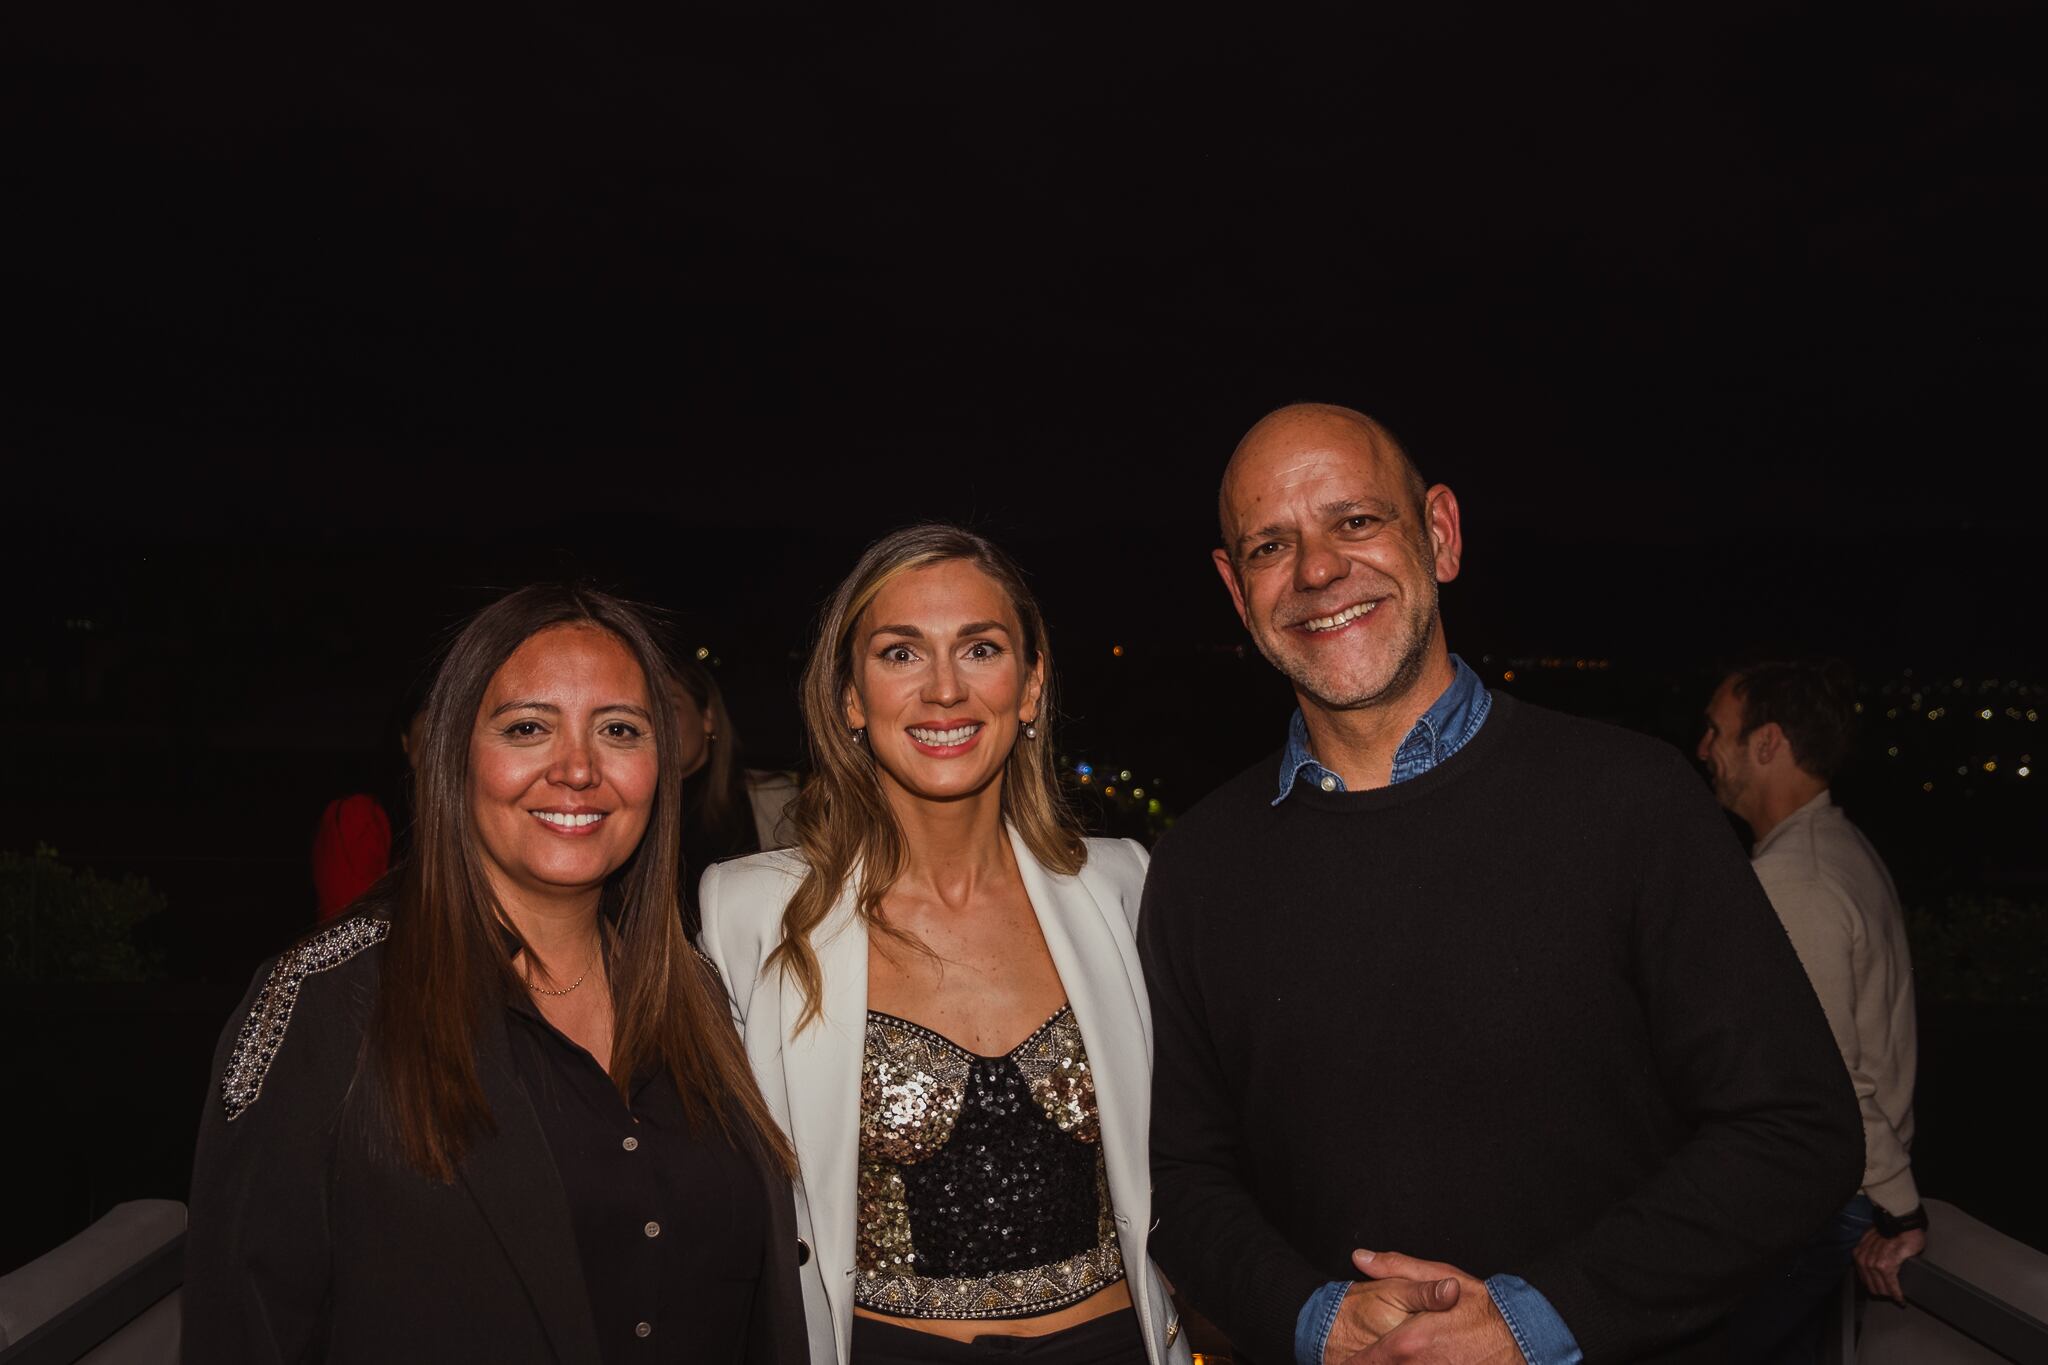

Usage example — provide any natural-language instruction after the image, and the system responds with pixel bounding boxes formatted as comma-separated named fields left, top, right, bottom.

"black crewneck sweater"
left=1139, top=693, right=1862, bottom=1365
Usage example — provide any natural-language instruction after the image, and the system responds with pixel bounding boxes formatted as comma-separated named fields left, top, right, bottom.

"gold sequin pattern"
left=857, top=1159, right=916, bottom=1275
left=861, top=1017, right=972, bottom=1164
left=855, top=1004, right=1123, bottom=1320
left=1014, top=1010, right=1100, bottom=1142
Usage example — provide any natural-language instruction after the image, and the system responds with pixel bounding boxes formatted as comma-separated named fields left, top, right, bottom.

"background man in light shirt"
left=1699, top=657, right=1926, bottom=1361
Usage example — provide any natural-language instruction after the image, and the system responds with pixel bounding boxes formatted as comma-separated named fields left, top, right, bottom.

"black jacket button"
left=795, top=1237, right=812, bottom=1266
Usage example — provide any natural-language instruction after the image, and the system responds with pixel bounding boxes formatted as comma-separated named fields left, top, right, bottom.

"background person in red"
left=311, top=675, right=430, bottom=924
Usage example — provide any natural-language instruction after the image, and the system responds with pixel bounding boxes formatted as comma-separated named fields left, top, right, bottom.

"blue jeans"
left=1722, top=1195, right=1874, bottom=1363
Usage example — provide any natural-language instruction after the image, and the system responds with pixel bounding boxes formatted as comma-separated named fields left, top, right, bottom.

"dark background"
left=5, top=0, right=2044, bottom=1277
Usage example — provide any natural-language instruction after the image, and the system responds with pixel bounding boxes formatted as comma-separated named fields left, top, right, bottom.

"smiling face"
left=1212, top=408, right=1462, bottom=713
left=843, top=558, right=1044, bottom=808
left=468, top=623, right=660, bottom=911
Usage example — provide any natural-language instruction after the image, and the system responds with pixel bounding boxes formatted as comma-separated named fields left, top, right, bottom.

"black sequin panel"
left=856, top=1007, right=1125, bottom=1319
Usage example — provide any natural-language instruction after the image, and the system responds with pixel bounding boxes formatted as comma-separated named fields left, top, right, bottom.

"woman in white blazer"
left=701, top=525, right=1190, bottom=1365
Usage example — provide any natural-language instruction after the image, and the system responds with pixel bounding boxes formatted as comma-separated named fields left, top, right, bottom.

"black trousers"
left=852, top=1309, right=1148, bottom=1365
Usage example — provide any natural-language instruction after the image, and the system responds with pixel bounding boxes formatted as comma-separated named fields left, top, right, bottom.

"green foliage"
left=1907, top=895, right=2048, bottom=1007
left=0, top=844, right=167, bottom=983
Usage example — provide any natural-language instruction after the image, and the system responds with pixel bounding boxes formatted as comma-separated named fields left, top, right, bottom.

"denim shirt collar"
left=1274, top=653, right=1493, bottom=803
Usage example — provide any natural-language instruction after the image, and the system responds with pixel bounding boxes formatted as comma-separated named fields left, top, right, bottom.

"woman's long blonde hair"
left=769, top=524, right=1088, bottom=1028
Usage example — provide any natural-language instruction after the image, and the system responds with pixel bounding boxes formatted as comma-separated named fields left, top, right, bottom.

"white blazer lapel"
left=1008, top=828, right=1153, bottom=1235
left=1014, top=833, right=1189, bottom=1362
left=777, top=888, right=868, bottom=1362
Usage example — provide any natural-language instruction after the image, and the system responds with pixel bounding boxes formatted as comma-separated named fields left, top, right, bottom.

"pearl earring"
left=1023, top=721, right=1039, bottom=740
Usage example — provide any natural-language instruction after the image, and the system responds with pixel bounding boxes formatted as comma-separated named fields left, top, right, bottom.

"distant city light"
left=694, top=646, right=710, bottom=660
left=1887, top=746, right=1899, bottom=758
left=1503, top=670, right=1516, bottom=682
left=2020, top=766, right=2033, bottom=778
left=1075, top=763, right=1092, bottom=776
left=1979, top=708, right=1995, bottom=720
left=1111, top=645, right=1125, bottom=657
left=1119, top=769, right=1132, bottom=782
left=1923, top=782, right=1935, bottom=792
left=1983, top=761, right=1998, bottom=773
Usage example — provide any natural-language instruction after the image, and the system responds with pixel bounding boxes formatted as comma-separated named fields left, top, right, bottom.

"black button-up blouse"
left=506, top=998, right=769, bottom=1364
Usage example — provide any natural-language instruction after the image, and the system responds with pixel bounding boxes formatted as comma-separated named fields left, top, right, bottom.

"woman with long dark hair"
left=700, top=526, right=1191, bottom=1365
left=186, top=584, right=806, bottom=1365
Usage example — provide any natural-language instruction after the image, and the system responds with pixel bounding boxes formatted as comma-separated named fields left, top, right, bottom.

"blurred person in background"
left=1701, top=658, right=1924, bottom=1362
left=666, top=653, right=799, bottom=937
left=311, top=671, right=431, bottom=925
left=309, top=793, right=391, bottom=924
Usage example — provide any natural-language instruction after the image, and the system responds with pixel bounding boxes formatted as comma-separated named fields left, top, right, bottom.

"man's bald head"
left=1207, top=400, right=1463, bottom=718
left=1218, top=403, right=1428, bottom=551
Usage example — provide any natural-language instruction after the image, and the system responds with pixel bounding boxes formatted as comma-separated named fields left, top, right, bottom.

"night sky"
left=9, top=1, right=2040, bottom=538
left=9, top=0, right=2045, bottom=772
left=10, top=0, right=2044, bottom=920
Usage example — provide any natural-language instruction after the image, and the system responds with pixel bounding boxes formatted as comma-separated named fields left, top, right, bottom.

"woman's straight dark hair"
left=369, top=583, right=792, bottom=1181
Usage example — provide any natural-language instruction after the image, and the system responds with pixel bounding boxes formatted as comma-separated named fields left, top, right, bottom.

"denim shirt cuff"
left=1485, top=1274, right=1582, bottom=1365
left=1295, top=1280, right=1353, bottom=1365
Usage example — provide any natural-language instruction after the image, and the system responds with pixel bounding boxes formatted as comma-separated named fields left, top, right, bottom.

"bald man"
left=1136, top=405, right=1862, bottom=1365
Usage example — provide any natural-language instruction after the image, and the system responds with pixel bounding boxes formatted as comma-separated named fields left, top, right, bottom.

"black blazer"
left=184, top=912, right=809, bottom=1365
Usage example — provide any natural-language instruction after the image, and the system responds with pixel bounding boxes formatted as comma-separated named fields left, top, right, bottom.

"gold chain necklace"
left=525, top=950, right=596, bottom=997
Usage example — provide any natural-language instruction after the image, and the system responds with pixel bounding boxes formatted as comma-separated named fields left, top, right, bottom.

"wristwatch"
left=1873, top=1204, right=1929, bottom=1239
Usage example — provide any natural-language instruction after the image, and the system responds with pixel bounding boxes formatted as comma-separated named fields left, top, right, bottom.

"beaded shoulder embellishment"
left=692, top=945, right=724, bottom=988
left=221, top=917, right=389, bottom=1121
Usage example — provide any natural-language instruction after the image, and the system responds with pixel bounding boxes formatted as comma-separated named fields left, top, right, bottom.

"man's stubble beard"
left=1265, top=578, right=1442, bottom=715
left=1711, top=763, right=1749, bottom=819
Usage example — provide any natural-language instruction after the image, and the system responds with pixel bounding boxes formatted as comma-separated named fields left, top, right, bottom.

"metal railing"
left=1892, top=1255, right=2048, bottom=1365
left=0, top=1233, right=183, bottom=1365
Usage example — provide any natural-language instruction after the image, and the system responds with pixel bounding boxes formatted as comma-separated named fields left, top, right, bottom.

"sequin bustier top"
left=855, top=1004, right=1124, bottom=1320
